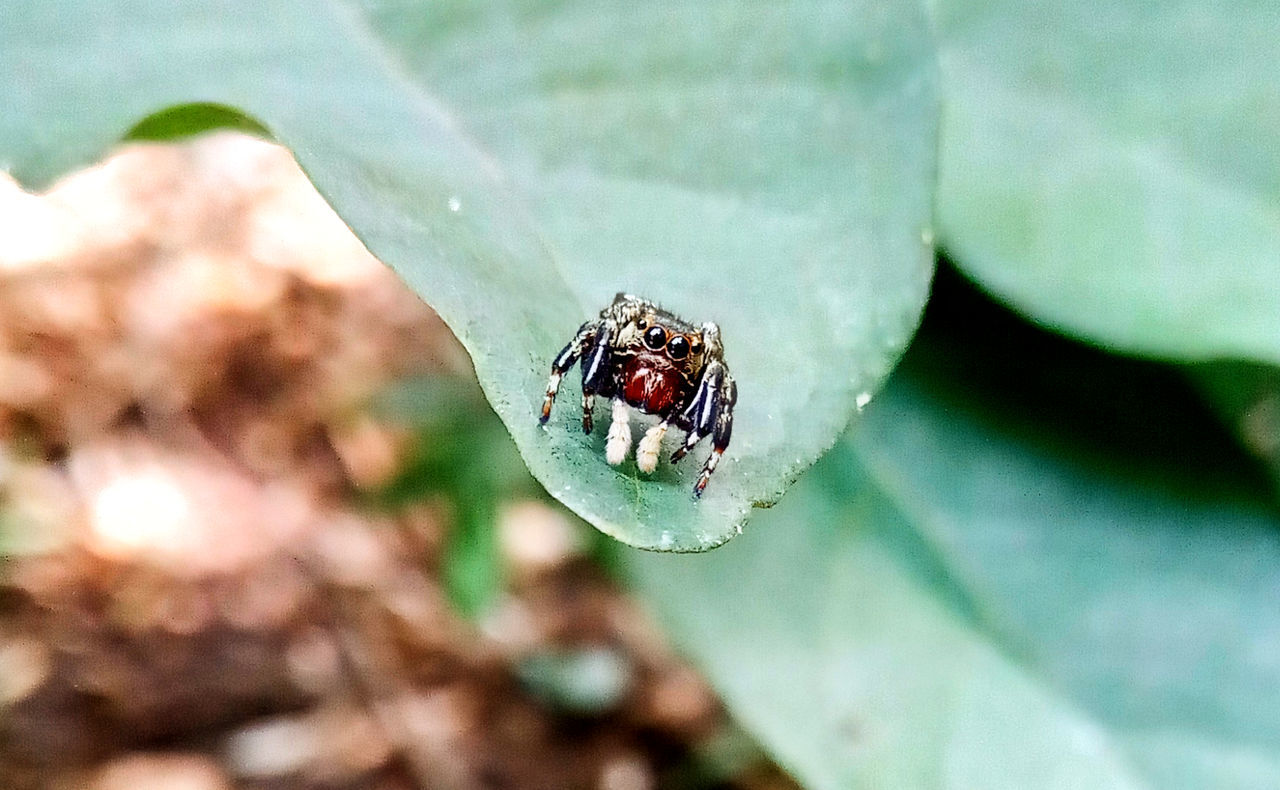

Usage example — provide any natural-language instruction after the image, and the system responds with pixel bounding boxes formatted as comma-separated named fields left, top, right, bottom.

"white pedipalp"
left=636, top=422, right=668, bottom=474
left=605, top=399, right=631, bottom=465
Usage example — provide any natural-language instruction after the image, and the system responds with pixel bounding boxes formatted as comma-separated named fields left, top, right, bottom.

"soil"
left=0, top=134, right=799, bottom=790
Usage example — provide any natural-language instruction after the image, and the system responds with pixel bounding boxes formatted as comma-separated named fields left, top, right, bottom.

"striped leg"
left=671, top=363, right=724, bottom=464
left=540, top=321, right=597, bottom=425
left=578, top=321, right=617, bottom=433
left=693, top=378, right=736, bottom=497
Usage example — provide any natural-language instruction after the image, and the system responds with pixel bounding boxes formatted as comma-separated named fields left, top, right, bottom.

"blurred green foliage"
left=124, top=102, right=273, bottom=143
left=624, top=267, right=1280, bottom=789
left=375, top=376, right=537, bottom=616
left=935, top=0, right=1280, bottom=364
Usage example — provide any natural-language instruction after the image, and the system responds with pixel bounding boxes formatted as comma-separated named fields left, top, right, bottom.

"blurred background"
left=0, top=134, right=800, bottom=790
left=5, top=1, right=1280, bottom=788
left=7, top=129, right=1276, bottom=790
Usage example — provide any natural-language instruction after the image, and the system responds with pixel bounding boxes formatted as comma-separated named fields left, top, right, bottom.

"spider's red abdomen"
left=621, top=355, right=682, bottom=415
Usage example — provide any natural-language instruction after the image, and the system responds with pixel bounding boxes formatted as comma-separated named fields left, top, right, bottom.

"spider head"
left=630, top=312, right=705, bottom=371
left=607, top=295, right=721, bottom=374
left=608, top=298, right=710, bottom=416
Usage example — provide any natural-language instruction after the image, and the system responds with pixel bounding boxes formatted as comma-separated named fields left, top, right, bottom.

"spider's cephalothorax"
left=539, top=293, right=737, bottom=497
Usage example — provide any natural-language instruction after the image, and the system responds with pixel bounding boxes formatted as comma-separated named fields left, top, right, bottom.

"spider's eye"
left=636, top=318, right=648, bottom=330
left=667, top=335, right=690, bottom=360
left=643, top=326, right=668, bottom=350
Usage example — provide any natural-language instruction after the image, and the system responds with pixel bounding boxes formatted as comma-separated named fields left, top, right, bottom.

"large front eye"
left=643, top=326, right=667, bottom=350
left=666, top=335, right=690, bottom=360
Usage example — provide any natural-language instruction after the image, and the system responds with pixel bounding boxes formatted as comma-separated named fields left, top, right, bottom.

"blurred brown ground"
left=0, top=134, right=796, bottom=790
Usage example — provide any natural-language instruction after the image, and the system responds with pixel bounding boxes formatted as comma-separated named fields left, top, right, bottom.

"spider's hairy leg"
left=541, top=321, right=597, bottom=424
left=579, top=321, right=617, bottom=434
left=694, top=377, right=736, bottom=497
left=670, top=362, right=723, bottom=464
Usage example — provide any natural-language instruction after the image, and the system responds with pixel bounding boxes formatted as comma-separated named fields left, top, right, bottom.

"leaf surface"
left=935, top=0, right=1280, bottom=362
left=1, top=0, right=938, bottom=549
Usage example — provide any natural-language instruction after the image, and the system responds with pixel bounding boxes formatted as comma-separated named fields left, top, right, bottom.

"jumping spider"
left=539, top=293, right=737, bottom=497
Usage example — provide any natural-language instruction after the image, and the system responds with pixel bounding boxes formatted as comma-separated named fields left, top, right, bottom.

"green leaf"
left=621, top=280, right=1280, bottom=788
left=1188, top=361, right=1280, bottom=497
left=124, top=102, right=273, bottom=143
left=934, top=0, right=1280, bottom=362
left=2, top=0, right=938, bottom=550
